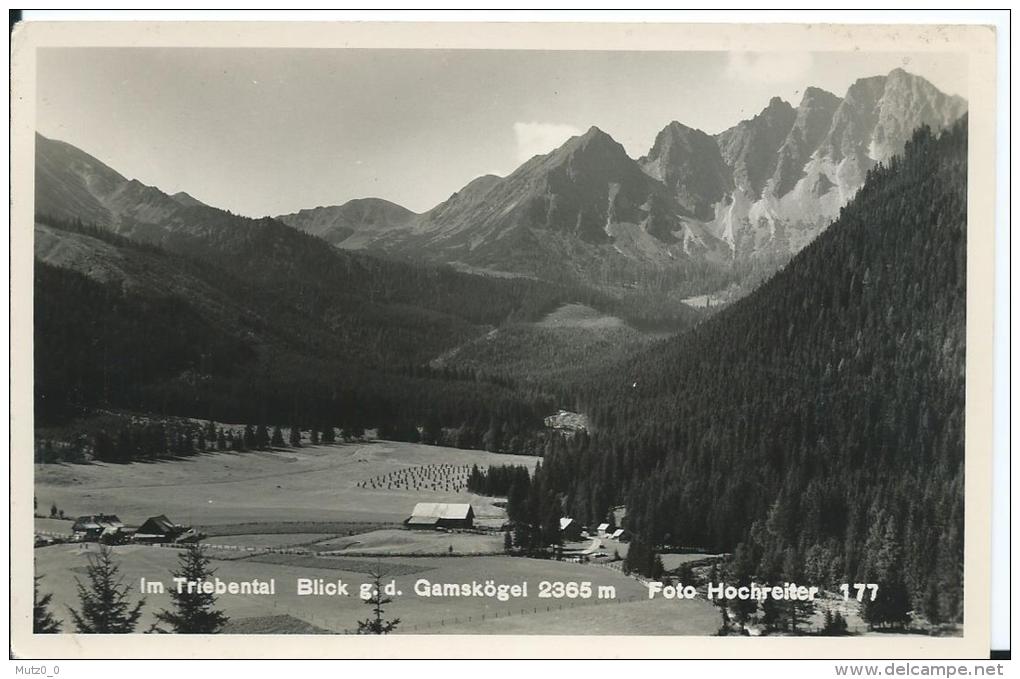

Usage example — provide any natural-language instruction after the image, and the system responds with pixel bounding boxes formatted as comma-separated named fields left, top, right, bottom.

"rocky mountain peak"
left=823, top=70, right=966, bottom=164
left=640, top=121, right=731, bottom=220
left=799, top=86, right=841, bottom=109
left=562, top=125, right=627, bottom=158
left=770, top=87, right=843, bottom=197
left=170, top=191, right=205, bottom=208
left=716, top=97, right=797, bottom=198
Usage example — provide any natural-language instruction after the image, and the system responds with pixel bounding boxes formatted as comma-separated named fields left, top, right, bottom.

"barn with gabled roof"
left=405, top=502, right=474, bottom=529
left=559, top=517, right=583, bottom=541
left=134, top=514, right=187, bottom=542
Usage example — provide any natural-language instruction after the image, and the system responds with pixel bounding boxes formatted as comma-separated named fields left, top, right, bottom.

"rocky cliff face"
left=639, top=121, right=732, bottom=221
left=698, top=69, right=966, bottom=268
left=770, top=87, right=844, bottom=198
left=716, top=96, right=797, bottom=199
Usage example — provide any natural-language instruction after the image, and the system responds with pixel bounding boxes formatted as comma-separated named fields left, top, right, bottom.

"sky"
left=36, top=48, right=968, bottom=217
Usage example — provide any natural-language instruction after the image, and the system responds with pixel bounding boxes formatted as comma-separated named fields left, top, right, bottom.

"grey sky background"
left=37, top=48, right=968, bottom=216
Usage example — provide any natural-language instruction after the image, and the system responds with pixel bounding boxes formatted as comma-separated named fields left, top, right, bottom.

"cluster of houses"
left=403, top=503, right=628, bottom=542
left=560, top=519, right=629, bottom=542
left=68, top=513, right=199, bottom=544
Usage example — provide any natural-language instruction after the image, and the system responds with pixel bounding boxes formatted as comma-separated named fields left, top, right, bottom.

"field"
left=33, top=439, right=721, bottom=635
left=534, top=303, right=629, bottom=330
left=35, top=440, right=538, bottom=527
left=311, top=529, right=505, bottom=555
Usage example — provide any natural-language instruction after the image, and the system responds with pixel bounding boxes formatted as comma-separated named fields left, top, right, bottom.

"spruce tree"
left=356, top=568, right=400, bottom=634
left=68, top=545, right=145, bottom=633
left=821, top=609, right=849, bottom=636
left=289, top=424, right=301, bottom=448
left=153, top=543, right=229, bottom=634
left=861, top=574, right=912, bottom=630
left=33, top=576, right=62, bottom=633
left=727, top=542, right=758, bottom=631
left=269, top=425, right=283, bottom=448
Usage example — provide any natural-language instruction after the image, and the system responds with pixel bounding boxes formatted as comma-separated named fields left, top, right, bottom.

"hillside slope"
left=533, top=118, right=968, bottom=622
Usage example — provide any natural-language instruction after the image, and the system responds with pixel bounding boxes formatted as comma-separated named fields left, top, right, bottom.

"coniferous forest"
left=512, top=120, right=968, bottom=623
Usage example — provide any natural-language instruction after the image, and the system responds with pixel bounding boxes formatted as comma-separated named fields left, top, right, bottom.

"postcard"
left=9, top=18, right=998, bottom=659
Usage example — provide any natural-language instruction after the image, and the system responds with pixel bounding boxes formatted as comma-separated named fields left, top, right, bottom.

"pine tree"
left=821, top=608, right=849, bottom=636
left=503, top=530, right=513, bottom=553
left=861, top=574, right=912, bottom=631
left=153, top=543, right=228, bottom=633
left=93, top=431, right=116, bottom=463
left=356, top=568, right=400, bottom=634
left=727, top=542, right=758, bottom=631
left=923, top=581, right=942, bottom=627
left=289, top=424, right=301, bottom=448
left=650, top=553, right=665, bottom=580
left=33, top=576, right=62, bottom=633
left=68, top=545, right=145, bottom=633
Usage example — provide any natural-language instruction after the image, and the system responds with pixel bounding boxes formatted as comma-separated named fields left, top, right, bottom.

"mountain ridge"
left=270, top=69, right=965, bottom=300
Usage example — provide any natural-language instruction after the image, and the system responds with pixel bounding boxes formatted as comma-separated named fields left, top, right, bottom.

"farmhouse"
left=71, top=514, right=124, bottom=541
left=405, top=503, right=475, bottom=529
left=134, top=514, right=188, bottom=542
left=559, top=517, right=583, bottom=541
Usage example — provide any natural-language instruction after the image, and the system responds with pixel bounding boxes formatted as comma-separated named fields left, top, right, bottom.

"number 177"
left=840, top=583, right=879, bottom=601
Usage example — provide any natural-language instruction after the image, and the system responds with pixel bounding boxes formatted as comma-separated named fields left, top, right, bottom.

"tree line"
left=465, top=463, right=531, bottom=498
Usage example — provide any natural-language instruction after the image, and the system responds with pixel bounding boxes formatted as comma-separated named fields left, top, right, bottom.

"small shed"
left=559, top=517, right=583, bottom=541
left=611, top=528, right=629, bottom=542
left=405, top=503, right=474, bottom=529
left=596, top=522, right=610, bottom=536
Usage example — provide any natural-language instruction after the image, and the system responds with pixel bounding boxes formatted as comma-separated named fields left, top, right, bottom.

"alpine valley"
left=33, top=66, right=968, bottom=633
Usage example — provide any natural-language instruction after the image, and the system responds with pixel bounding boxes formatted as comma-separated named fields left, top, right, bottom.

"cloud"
left=513, top=121, right=583, bottom=162
left=725, top=52, right=813, bottom=84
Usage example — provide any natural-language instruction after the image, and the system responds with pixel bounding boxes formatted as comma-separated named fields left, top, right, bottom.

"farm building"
left=405, top=503, right=474, bottom=529
left=559, top=518, right=583, bottom=541
left=611, top=528, right=630, bottom=541
left=596, top=522, right=610, bottom=536
left=134, top=515, right=188, bottom=542
left=71, top=514, right=123, bottom=542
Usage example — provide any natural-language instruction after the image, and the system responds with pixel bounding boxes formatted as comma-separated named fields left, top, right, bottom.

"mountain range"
left=278, top=68, right=966, bottom=296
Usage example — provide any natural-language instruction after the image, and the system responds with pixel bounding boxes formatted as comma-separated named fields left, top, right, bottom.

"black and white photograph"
left=10, top=17, right=1001, bottom=660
